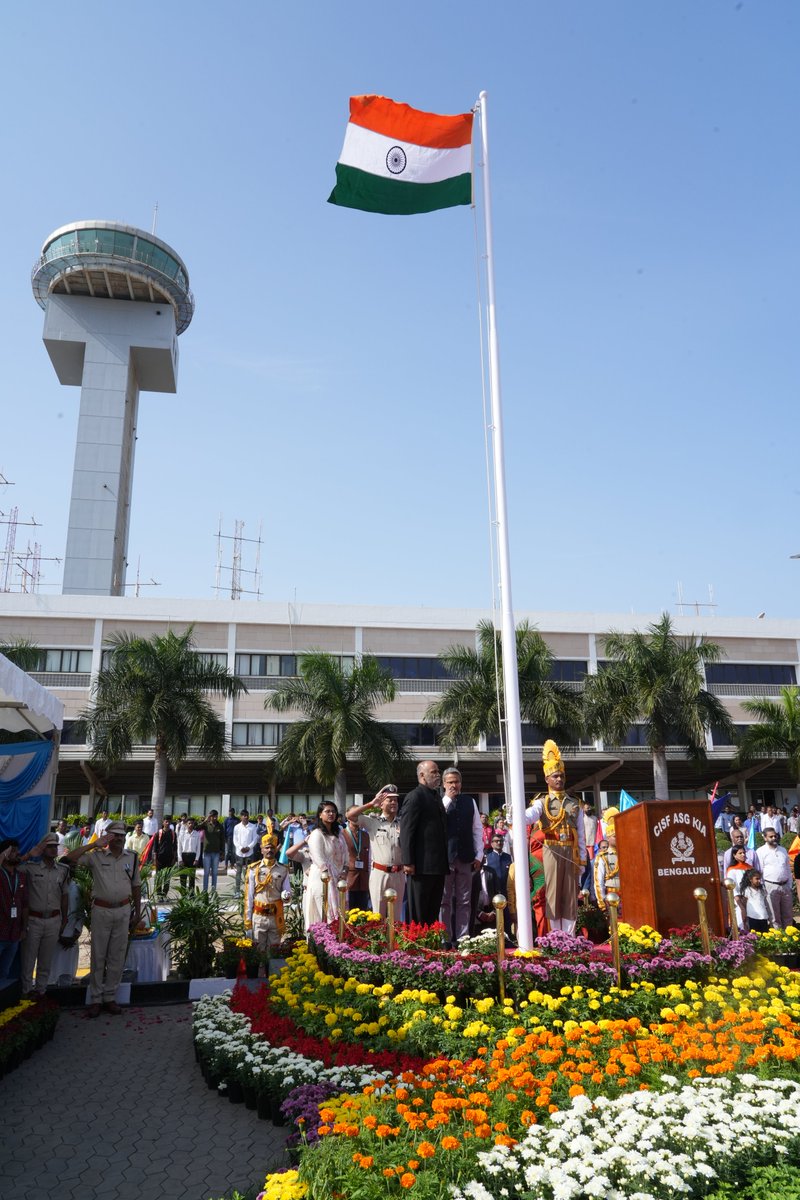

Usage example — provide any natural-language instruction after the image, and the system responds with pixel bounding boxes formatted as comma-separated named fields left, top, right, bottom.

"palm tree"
left=584, top=612, right=735, bottom=797
left=0, top=639, right=42, bottom=672
left=424, top=619, right=584, bottom=751
left=266, top=652, right=408, bottom=806
left=736, top=686, right=800, bottom=787
left=81, top=627, right=246, bottom=823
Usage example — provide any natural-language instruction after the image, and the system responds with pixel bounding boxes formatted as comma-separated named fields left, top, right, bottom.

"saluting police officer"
left=63, top=820, right=141, bottom=1016
left=19, top=832, right=69, bottom=995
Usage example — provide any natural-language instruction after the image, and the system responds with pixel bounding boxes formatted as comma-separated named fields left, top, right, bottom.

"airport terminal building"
left=1, top=594, right=798, bottom=818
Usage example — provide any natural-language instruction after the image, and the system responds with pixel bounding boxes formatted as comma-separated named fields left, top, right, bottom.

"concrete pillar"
left=42, top=295, right=178, bottom=596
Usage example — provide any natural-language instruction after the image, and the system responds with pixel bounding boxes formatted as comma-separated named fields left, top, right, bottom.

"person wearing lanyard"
left=0, top=839, right=28, bottom=980
left=344, top=813, right=370, bottom=912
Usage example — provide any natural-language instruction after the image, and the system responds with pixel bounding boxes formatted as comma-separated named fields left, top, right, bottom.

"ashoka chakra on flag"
left=329, top=94, right=473, bottom=215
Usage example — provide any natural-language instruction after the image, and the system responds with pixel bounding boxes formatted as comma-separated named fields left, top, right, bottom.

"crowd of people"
left=1, top=748, right=798, bottom=1016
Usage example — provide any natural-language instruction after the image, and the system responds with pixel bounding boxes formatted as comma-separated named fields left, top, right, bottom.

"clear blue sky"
left=2, top=1, right=798, bottom=618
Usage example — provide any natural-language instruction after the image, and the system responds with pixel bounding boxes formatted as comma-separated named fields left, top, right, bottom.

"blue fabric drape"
left=0, top=741, right=52, bottom=801
left=0, top=742, right=53, bottom=851
left=0, top=794, right=49, bottom=852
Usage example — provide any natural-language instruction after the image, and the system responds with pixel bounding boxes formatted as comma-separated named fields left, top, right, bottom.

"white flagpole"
left=477, top=91, right=534, bottom=951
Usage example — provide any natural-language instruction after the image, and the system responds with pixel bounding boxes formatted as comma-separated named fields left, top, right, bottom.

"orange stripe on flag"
left=348, top=95, right=473, bottom=150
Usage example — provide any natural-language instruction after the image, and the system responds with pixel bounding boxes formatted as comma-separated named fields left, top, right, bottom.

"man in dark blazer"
left=400, top=760, right=448, bottom=925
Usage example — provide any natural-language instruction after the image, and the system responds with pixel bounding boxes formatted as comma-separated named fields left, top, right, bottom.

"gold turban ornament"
left=261, top=834, right=278, bottom=847
left=542, top=740, right=565, bottom=781
left=601, top=807, right=619, bottom=837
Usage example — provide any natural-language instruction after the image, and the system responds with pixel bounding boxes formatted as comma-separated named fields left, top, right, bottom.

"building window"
left=234, top=653, right=354, bottom=677
left=710, top=724, right=749, bottom=748
left=549, top=661, right=588, bottom=682
left=41, top=649, right=93, bottom=673
left=705, top=663, right=797, bottom=686
left=60, top=720, right=87, bottom=745
left=384, top=723, right=441, bottom=745
left=375, top=656, right=451, bottom=680
left=195, top=651, right=228, bottom=668
left=232, top=722, right=286, bottom=747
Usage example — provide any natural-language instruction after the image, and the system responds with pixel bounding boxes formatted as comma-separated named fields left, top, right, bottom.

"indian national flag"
left=329, top=95, right=473, bottom=216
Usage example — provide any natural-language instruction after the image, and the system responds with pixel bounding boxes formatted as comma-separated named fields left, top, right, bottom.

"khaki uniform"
left=357, top=812, right=405, bottom=918
left=20, top=860, right=69, bottom=993
left=244, top=859, right=289, bottom=950
left=84, top=849, right=141, bottom=1004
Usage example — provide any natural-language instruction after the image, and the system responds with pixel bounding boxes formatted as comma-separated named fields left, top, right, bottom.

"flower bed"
left=0, top=996, right=59, bottom=1078
left=198, top=923, right=800, bottom=1200
left=308, top=918, right=760, bottom=1008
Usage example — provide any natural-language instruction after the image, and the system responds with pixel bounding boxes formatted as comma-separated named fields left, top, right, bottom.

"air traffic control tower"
left=32, top=221, right=194, bottom=595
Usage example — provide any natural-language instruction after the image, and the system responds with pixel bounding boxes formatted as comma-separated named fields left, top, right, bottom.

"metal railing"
left=29, top=672, right=91, bottom=689
left=708, top=682, right=788, bottom=698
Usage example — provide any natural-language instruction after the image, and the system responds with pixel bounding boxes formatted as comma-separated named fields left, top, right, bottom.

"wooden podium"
left=614, top=799, right=724, bottom=936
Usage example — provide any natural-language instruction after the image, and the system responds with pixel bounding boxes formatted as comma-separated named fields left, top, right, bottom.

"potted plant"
left=756, top=925, right=800, bottom=967
left=163, top=890, right=239, bottom=980
left=578, top=900, right=609, bottom=944
left=217, top=937, right=262, bottom=979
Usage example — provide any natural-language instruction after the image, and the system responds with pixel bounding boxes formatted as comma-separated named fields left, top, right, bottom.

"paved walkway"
left=1, top=1004, right=287, bottom=1200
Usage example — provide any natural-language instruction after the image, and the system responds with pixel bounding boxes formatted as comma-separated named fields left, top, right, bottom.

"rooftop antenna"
left=214, top=516, right=263, bottom=600
left=151, top=201, right=159, bottom=235
left=675, top=581, right=718, bottom=617
left=121, top=557, right=161, bottom=596
left=0, top=508, right=41, bottom=593
left=16, top=541, right=62, bottom=593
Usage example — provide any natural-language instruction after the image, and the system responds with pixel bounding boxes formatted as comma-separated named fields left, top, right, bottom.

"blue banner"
left=0, top=740, right=53, bottom=850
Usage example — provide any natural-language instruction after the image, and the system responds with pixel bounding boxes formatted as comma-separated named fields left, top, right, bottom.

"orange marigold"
left=400, top=1173, right=416, bottom=1189
left=417, top=1142, right=436, bottom=1159
left=441, top=1137, right=460, bottom=1151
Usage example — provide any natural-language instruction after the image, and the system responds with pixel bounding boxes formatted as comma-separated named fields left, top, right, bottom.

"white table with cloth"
left=123, top=924, right=172, bottom=982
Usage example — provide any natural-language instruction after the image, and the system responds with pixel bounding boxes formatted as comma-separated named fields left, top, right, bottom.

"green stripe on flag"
left=328, top=163, right=471, bottom=215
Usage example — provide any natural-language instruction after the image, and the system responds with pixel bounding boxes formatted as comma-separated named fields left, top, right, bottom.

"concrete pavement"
left=0, top=1003, right=287, bottom=1200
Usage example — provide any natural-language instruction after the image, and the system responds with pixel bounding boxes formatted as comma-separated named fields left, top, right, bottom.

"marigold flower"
left=400, top=1174, right=416, bottom=1189
left=441, top=1136, right=460, bottom=1150
left=417, top=1142, right=435, bottom=1158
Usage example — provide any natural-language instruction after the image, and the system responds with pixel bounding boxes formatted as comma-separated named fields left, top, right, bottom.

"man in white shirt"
left=755, top=827, right=793, bottom=928
left=92, top=810, right=112, bottom=839
left=142, top=809, right=159, bottom=837
left=763, top=806, right=784, bottom=838
left=233, top=811, right=260, bottom=895
left=439, top=767, right=483, bottom=946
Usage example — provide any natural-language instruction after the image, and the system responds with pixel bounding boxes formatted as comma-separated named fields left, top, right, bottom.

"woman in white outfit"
left=305, top=802, right=348, bottom=928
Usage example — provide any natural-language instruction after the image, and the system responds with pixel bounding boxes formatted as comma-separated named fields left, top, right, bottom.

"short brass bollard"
left=321, top=873, right=330, bottom=924
left=722, top=878, right=739, bottom=940
left=693, top=887, right=712, bottom=955
left=606, top=889, right=622, bottom=987
left=493, top=894, right=507, bottom=1002
left=337, top=880, right=349, bottom=942
left=385, top=888, right=397, bottom=952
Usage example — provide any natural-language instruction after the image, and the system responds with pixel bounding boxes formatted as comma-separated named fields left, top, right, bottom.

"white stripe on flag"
left=338, top=122, right=471, bottom=184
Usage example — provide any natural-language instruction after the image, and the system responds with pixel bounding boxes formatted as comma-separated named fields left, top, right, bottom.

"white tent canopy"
left=0, top=653, right=64, bottom=737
